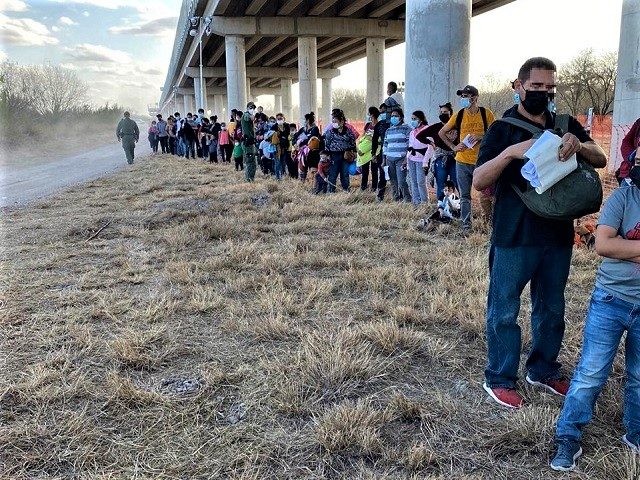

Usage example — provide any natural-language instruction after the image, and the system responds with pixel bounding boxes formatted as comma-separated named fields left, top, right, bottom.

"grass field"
left=1, top=155, right=638, bottom=479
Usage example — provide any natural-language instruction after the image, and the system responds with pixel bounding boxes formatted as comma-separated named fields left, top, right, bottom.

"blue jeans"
left=456, top=162, right=474, bottom=229
left=328, top=152, right=350, bottom=192
left=556, top=288, right=640, bottom=442
left=407, top=160, right=428, bottom=204
left=177, top=137, right=186, bottom=156
left=433, top=153, right=457, bottom=201
left=485, top=245, right=572, bottom=388
left=386, top=156, right=411, bottom=202
left=273, top=153, right=282, bottom=180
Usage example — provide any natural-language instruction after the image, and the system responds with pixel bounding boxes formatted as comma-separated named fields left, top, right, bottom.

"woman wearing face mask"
left=424, top=103, right=457, bottom=201
left=383, top=108, right=412, bottom=202
left=406, top=110, right=433, bottom=206
left=323, top=109, right=356, bottom=192
left=148, top=120, right=159, bottom=154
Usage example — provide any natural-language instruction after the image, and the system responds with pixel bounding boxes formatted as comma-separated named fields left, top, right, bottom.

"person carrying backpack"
left=438, top=84, right=496, bottom=235
left=472, top=57, right=607, bottom=410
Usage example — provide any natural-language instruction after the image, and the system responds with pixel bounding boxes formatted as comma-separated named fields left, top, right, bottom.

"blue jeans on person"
left=456, top=161, right=474, bottom=229
left=273, top=153, right=283, bottom=180
left=327, top=152, right=350, bottom=192
left=433, top=153, right=457, bottom=201
left=556, top=288, right=640, bottom=443
left=208, top=140, right=218, bottom=162
left=386, top=156, right=411, bottom=202
left=184, top=138, right=196, bottom=159
left=485, top=245, right=572, bottom=388
left=407, top=160, right=428, bottom=205
left=177, top=137, right=186, bottom=156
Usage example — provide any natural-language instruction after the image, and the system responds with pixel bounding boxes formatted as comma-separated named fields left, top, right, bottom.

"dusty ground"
left=1, top=155, right=638, bottom=479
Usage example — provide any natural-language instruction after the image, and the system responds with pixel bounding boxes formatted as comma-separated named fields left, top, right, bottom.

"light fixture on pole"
left=188, top=16, right=212, bottom=113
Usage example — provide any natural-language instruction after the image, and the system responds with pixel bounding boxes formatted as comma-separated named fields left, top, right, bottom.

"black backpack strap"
left=554, top=114, right=570, bottom=136
left=496, top=117, right=544, bottom=136
left=454, top=108, right=465, bottom=144
left=479, top=107, right=488, bottom=132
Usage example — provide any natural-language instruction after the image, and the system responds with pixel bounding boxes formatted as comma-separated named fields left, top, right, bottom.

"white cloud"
left=0, top=0, right=27, bottom=12
left=0, top=14, right=59, bottom=46
left=108, top=16, right=177, bottom=36
left=51, top=25, right=60, bottom=32
left=66, top=43, right=132, bottom=63
left=0, top=50, right=7, bottom=61
left=59, top=16, right=78, bottom=26
left=82, top=10, right=89, bottom=16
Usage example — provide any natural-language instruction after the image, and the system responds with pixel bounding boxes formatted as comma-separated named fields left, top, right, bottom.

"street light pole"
left=198, top=19, right=204, bottom=112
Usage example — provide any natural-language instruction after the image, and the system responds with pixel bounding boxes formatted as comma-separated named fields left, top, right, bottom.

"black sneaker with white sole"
left=550, top=440, right=582, bottom=472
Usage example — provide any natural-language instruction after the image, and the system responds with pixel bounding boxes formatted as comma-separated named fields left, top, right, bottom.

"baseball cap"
left=456, top=85, right=479, bottom=96
left=247, top=101, right=256, bottom=109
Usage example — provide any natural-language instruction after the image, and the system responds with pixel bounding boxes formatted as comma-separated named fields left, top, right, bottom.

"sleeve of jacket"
left=383, top=129, right=388, bottom=156
left=134, top=122, right=140, bottom=141
left=116, top=120, right=122, bottom=139
left=621, top=118, right=640, bottom=161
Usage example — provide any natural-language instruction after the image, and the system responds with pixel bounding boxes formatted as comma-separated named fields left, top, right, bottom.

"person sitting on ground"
left=420, top=180, right=460, bottom=232
left=550, top=172, right=640, bottom=472
left=313, top=150, right=331, bottom=194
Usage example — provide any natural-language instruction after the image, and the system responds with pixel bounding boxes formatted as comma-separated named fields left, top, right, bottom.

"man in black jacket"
left=371, top=103, right=389, bottom=201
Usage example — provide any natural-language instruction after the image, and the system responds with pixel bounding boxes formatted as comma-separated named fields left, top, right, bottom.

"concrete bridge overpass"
left=158, top=0, right=515, bottom=124
left=159, top=0, right=640, bottom=167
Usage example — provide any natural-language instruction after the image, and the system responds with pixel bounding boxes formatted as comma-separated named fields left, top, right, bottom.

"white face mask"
left=332, top=122, right=340, bottom=129
left=249, top=108, right=256, bottom=115
left=277, top=119, right=284, bottom=125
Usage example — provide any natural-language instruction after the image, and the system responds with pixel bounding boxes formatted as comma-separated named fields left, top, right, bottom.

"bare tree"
left=477, top=75, right=514, bottom=117
left=1, top=63, right=87, bottom=119
left=556, top=49, right=617, bottom=116
left=332, top=88, right=366, bottom=122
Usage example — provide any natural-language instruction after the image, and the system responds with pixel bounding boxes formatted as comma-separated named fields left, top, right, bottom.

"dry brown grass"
left=0, top=154, right=635, bottom=479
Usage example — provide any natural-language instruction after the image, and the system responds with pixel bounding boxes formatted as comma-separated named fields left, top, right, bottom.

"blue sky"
left=1, top=0, right=624, bottom=113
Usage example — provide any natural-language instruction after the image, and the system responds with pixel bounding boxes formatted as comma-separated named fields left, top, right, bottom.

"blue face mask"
left=513, top=93, right=521, bottom=104
left=378, top=113, right=387, bottom=121
left=390, top=116, right=400, bottom=126
left=409, top=119, right=419, bottom=129
left=459, top=97, right=471, bottom=109
left=547, top=100, right=556, bottom=113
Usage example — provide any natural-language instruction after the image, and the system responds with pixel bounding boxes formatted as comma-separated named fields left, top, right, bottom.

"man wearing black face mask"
left=473, top=57, right=607, bottom=410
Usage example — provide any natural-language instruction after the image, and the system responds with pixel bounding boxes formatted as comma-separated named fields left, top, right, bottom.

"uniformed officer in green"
left=241, top=101, right=257, bottom=182
left=116, top=111, right=140, bottom=165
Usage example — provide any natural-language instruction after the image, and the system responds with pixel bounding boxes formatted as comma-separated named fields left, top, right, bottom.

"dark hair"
left=332, top=109, right=346, bottom=122
left=518, top=57, right=557, bottom=83
left=268, top=116, right=276, bottom=121
left=289, top=123, right=296, bottom=130
left=276, top=112, right=284, bottom=118
left=156, top=114, right=162, bottom=118
left=438, top=102, right=453, bottom=114
left=202, top=118, right=210, bottom=124
left=174, top=112, right=180, bottom=117
left=187, top=112, right=193, bottom=116
left=379, top=103, right=386, bottom=110
left=210, top=115, right=217, bottom=121
left=444, top=180, right=456, bottom=190
left=412, top=110, right=427, bottom=124
left=388, top=81, right=398, bottom=92
left=368, top=106, right=380, bottom=118
left=198, top=108, right=204, bottom=113
left=391, top=107, right=403, bottom=118
left=305, top=112, right=315, bottom=123
left=231, top=109, right=237, bottom=114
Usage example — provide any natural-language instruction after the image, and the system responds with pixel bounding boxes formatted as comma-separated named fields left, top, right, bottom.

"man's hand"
left=505, top=139, right=536, bottom=160
left=558, top=133, right=582, bottom=161
left=453, top=143, right=467, bottom=153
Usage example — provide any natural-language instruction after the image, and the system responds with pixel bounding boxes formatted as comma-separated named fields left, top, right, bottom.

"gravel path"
left=1, top=141, right=145, bottom=208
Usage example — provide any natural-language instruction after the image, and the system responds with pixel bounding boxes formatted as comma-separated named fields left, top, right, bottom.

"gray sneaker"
left=550, top=440, right=582, bottom=472
left=622, top=434, right=640, bottom=453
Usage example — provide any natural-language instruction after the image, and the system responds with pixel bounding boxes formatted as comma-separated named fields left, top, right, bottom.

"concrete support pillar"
left=206, top=94, right=215, bottom=115
left=193, top=77, right=207, bottom=112
left=246, top=81, right=252, bottom=103
left=281, top=78, right=293, bottom=120
left=610, top=0, right=640, bottom=170
left=297, top=36, right=318, bottom=126
left=213, top=95, right=223, bottom=117
left=174, top=94, right=183, bottom=115
left=321, top=78, right=333, bottom=127
left=183, top=93, right=195, bottom=115
left=221, top=95, right=228, bottom=119
left=405, top=0, right=470, bottom=120
left=274, top=94, right=282, bottom=114
left=225, top=35, right=247, bottom=114
left=366, top=38, right=385, bottom=109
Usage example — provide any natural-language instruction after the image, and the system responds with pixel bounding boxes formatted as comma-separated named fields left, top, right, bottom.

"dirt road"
left=1, top=141, right=146, bottom=208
